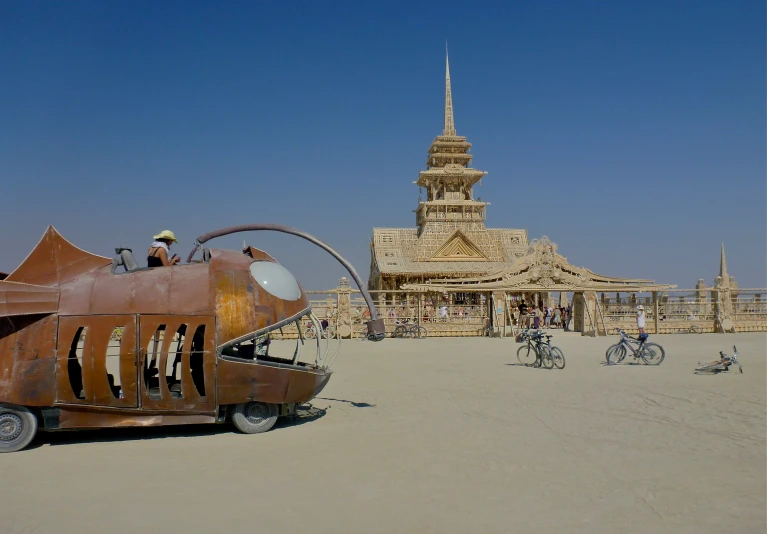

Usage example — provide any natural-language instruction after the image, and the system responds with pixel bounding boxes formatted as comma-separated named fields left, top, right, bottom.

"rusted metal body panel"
left=6, top=226, right=111, bottom=286
left=209, top=249, right=310, bottom=344
left=52, top=406, right=216, bottom=429
left=216, top=358, right=332, bottom=405
left=55, top=315, right=138, bottom=408
left=138, top=315, right=216, bottom=413
left=0, top=315, right=57, bottom=406
left=0, top=281, right=60, bottom=317
left=58, top=263, right=213, bottom=316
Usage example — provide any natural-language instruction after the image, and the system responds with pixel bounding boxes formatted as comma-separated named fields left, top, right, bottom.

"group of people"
left=513, top=300, right=572, bottom=331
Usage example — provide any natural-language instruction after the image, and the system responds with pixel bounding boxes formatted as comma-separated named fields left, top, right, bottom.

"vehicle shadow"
left=276, top=403, right=329, bottom=428
left=315, top=397, right=376, bottom=408
left=34, top=403, right=328, bottom=450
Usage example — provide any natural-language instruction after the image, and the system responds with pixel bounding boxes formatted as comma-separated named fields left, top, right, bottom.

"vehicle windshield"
left=219, top=311, right=337, bottom=370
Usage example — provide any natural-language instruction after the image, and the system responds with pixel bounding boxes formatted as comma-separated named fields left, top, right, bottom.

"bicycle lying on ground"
left=392, top=319, right=428, bottom=339
left=695, top=345, right=742, bottom=374
left=516, top=330, right=564, bottom=369
left=605, top=329, right=665, bottom=365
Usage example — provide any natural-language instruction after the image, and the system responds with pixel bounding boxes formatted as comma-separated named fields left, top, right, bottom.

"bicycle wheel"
left=517, top=344, right=537, bottom=366
left=606, top=343, right=626, bottom=365
left=393, top=325, right=406, bottom=338
left=640, top=343, right=665, bottom=365
left=540, top=346, right=554, bottom=369
left=414, top=326, right=428, bottom=339
left=323, top=326, right=336, bottom=339
left=305, top=327, right=316, bottom=340
left=550, top=346, right=565, bottom=369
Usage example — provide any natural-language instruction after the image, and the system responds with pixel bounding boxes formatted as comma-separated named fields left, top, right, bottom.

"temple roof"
left=400, top=237, right=676, bottom=292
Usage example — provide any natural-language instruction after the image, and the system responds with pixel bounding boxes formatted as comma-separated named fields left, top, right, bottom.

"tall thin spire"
left=719, top=243, right=729, bottom=278
left=443, top=45, right=456, bottom=136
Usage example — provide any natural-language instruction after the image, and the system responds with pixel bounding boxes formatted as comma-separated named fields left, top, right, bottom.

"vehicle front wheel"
left=0, top=405, right=38, bottom=453
left=231, top=402, right=279, bottom=434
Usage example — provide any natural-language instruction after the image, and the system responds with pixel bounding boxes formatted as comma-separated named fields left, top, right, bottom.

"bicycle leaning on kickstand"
left=516, top=330, right=564, bottom=369
left=605, top=328, right=665, bottom=365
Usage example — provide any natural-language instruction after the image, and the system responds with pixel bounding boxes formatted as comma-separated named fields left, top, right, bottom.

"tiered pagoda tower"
left=414, top=54, right=489, bottom=236
left=369, top=52, right=528, bottom=291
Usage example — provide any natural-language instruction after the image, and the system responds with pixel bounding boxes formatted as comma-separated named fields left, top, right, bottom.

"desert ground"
left=2, top=332, right=765, bottom=534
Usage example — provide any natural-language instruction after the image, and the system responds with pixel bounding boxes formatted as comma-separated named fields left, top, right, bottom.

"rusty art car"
left=0, top=224, right=384, bottom=452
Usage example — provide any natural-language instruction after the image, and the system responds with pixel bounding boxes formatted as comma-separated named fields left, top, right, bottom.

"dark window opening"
left=166, top=325, right=186, bottom=398
left=68, top=327, right=86, bottom=399
left=190, top=325, right=206, bottom=396
left=144, top=325, right=165, bottom=398
left=106, top=327, right=123, bottom=399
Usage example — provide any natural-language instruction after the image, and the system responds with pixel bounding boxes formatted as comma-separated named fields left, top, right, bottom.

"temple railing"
left=272, top=284, right=767, bottom=338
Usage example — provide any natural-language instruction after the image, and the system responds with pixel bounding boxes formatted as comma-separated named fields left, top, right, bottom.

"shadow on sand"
left=316, top=397, right=376, bottom=408
left=30, top=404, right=328, bottom=450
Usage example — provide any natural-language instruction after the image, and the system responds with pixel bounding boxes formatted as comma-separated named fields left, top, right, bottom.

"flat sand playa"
left=2, top=332, right=765, bottom=534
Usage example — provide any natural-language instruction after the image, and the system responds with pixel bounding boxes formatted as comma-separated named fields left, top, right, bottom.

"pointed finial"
left=443, top=44, right=456, bottom=136
left=719, top=242, right=728, bottom=278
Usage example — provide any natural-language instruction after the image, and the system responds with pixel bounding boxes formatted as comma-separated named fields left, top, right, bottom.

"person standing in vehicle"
left=148, top=230, right=180, bottom=267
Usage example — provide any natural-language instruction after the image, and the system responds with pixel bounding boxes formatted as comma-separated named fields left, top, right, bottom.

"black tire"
left=0, top=405, right=38, bottom=453
left=414, top=326, right=428, bottom=339
left=640, top=343, right=665, bottom=365
left=551, top=347, right=565, bottom=369
left=231, top=402, right=278, bottom=434
left=517, top=344, right=537, bottom=366
left=606, top=343, right=626, bottom=365
left=305, top=327, right=316, bottom=340
left=540, top=346, right=554, bottom=369
left=393, top=326, right=407, bottom=339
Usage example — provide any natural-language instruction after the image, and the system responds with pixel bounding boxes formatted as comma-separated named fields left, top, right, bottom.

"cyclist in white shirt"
left=636, top=305, right=646, bottom=336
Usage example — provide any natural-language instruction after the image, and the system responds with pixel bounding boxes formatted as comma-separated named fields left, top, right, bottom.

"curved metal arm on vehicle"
left=186, top=223, right=379, bottom=322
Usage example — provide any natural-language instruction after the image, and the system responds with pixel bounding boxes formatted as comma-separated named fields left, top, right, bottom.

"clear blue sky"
left=1, top=1, right=765, bottom=290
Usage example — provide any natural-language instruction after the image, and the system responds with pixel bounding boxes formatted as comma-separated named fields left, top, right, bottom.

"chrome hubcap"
left=245, top=403, right=268, bottom=424
left=0, top=413, right=23, bottom=442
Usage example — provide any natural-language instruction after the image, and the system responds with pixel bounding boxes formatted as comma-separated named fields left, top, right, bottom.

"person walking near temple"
left=553, top=306, right=562, bottom=328
left=544, top=306, right=552, bottom=328
left=518, top=300, right=529, bottom=329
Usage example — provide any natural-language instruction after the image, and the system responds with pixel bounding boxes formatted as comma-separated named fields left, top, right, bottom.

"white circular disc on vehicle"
left=249, top=261, right=302, bottom=301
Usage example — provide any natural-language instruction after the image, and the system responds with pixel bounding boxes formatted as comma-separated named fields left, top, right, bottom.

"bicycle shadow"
left=505, top=363, right=551, bottom=370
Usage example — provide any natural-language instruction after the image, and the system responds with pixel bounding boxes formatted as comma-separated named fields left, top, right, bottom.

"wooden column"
left=653, top=291, right=659, bottom=334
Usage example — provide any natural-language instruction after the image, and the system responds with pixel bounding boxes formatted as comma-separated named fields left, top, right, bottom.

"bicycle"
left=675, top=324, right=702, bottom=334
left=392, top=318, right=428, bottom=339
left=695, top=345, right=742, bottom=374
left=537, top=332, right=566, bottom=369
left=305, top=321, right=335, bottom=340
left=516, top=330, right=554, bottom=369
left=605, top=328, right=665, bottom=365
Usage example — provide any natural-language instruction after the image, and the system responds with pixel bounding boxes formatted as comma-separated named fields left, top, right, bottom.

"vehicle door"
left=55, top=315, right=139, bottom=408
left=138, top=315, right=216, bottom=412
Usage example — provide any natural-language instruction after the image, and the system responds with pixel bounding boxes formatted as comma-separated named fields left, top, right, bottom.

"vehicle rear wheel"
left=517, top=344, right=536, bottom=366
left=551, top=347, right=565, bottom=369
left=640, top=343, right=665, bottom=365
left=414, top=326, right=428, bottom=339
left=393, top=325, right=407, bottom=338
left=305, top=327, right=316, bottom=340
left=231, top=402, right=278, bottom=434
left=0, top=405, right=38, bottom=453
